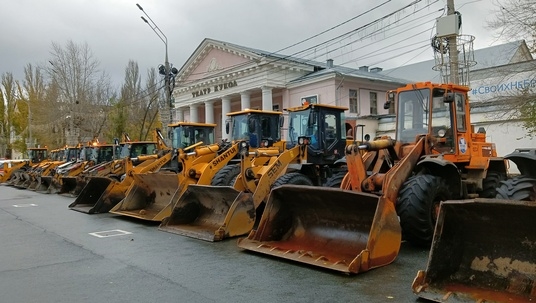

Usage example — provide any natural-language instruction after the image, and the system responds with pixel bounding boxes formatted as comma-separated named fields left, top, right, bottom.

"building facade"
left=171, top=38, right=407, bottom=142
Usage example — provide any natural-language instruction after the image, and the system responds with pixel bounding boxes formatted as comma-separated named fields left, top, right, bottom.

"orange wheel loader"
left=237, top=82, right=508, bottom=274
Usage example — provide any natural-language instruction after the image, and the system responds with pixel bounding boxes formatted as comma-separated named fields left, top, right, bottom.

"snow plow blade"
left=108, top=172, right=179, bottom=222
left=159, top=185, right=255, bottom=242
left=68, top=177, right=122, bottom=214
left=412, top=199, right=536, bottom=303
left=237, top=185, right=401, bottom=274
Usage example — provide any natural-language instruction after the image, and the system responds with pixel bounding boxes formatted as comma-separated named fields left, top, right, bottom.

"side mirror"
left=443, top=93, right=455, bottom=103
left=225, top=121, right=230, bottom=134
left=279, top=116, right=284, bottom=128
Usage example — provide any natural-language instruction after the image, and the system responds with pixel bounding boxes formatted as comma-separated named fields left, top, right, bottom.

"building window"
left=272, top=104, right=280, bottom=111
left=370, top=92, right=377, bottom=115
left=349, top=89, right=358, bottom=113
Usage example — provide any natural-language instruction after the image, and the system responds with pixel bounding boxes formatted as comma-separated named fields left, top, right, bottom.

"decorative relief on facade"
left=207, top=58, right=220, bottom=72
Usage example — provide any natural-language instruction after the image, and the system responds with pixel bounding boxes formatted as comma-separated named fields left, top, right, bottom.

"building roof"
left=186, top=38, right=410, bottom=86
left=380, top=40, right=533, bottom=82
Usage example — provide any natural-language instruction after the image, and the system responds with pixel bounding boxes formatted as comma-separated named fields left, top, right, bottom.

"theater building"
left=171, top=38, right=407, bottom=141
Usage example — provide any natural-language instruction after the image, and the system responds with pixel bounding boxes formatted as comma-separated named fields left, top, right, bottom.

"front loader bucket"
left=46, top=176, right=65, bottom=194
left=237, top=185, right=401, bottom=274
left=109, top=172, right=179, bottom=222
left=59, top=176, right=77, bottom=196
left=159, top=185, right=255, bottom=242
left=68, top=177, right=117, bottom=214
left=412, top=199, right=536, bottom=302
left=36, top=175, right=53, bottom=193
left=15, top=172, right=32, bottom=188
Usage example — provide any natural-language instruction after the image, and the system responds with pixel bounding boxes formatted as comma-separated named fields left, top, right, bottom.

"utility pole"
left=447, top=0, right=459, bottom=84
left=137, top=3, right=178, bottom=144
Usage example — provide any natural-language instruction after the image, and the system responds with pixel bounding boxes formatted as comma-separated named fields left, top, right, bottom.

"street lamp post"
left=136, top=3, right=177, bottom=143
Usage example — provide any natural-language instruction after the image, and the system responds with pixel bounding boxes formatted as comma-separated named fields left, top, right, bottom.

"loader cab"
left=78, top=146, right=93, bottom=161
left=121, top=142, right=158, bottom=158
left=227, top=109, right=283, bottom=148
left=27, top=148, right=48, bottom=164
left=96, top=145, right=115, bottom=163
left=169, top=122, right=216, bottom=149
left=393, top=83, right=470, bottom=155
left=65, top=147, right=79, bottom=162
left=287, top=103, right=347, bottom=163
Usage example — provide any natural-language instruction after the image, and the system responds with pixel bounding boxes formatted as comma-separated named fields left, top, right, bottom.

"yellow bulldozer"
left=68, top=129, right=171, bottom=214
left=21, top=148, right=65, bottom=190
left=107, top=116, right=265, bottom=222
left=412, top=147, right=536, bottom=302
left=34, top=146, right=80, bottom=192
left=59, top=141, right=117, bottom=196
left=236, top=82, right=509, bottom=274
left=159, top=103, right=349, bottom=241
left=45, top=142, right=101, bottom=194
left=58, top=142, right=121, bottom=196
left=3, top=147, right=48, bottom=185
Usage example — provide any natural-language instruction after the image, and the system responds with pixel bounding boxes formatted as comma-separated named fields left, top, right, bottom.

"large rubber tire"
left=396, top=174, right=451, bottom=247
left=480, top=171, right=506, bottom=198
left=495, top=175, right=536, bottom=201
left=323, top=171, right=347, bottom=188
left=210, top=164, right=240, bottom=186
left=272, top=172, right=314, bottom=188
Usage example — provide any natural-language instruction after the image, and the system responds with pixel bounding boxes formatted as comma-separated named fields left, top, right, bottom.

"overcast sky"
left=1, top=0, right=503, bottom=90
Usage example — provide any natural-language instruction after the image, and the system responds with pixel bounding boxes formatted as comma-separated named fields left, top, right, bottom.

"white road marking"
left=89, top=229, right=132, bottom=238
left=12, top=203, right=38, bottom=207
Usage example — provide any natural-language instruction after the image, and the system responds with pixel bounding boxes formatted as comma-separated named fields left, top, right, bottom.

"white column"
left=176, top=108, right=184, bottom=122
left=189, top=104, right=199, bottom=123
left=240, top=91, right=251, bottom=110
left=221, top=96, right=231, bottom=141
left=204, top=100, right=215, bottom=124
left=261, top=86, right=273, bottom=111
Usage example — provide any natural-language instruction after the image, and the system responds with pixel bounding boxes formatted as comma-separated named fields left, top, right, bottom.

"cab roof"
left=168, top=122, right=217, bottom=128
left=226, top=108, right=282, bottom=117
left=285, top=103, right=348, bottom=112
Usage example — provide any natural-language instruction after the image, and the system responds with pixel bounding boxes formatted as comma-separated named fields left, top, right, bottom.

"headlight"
left=437, top=129, right=446, bottom=138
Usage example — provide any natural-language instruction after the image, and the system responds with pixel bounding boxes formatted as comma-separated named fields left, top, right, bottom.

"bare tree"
left=486, top=0, right=536, bottom=136
left=14, top=64, right=47, bottom=150
left=488, top=0, right=536, bottom=53
left=109, top=61, right=161, bottom=141
left=0, top=73, right=19, bottom=158
left=45, top=40, right=113, bottom=145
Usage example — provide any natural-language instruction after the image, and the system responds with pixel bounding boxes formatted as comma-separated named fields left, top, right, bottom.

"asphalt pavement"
left=0, top=185, right=432, bottom=303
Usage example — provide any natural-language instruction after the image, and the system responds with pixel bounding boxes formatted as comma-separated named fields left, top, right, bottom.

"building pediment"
left=176, top=38, right=319, bottom=87
left=178, top=39, right=262, bottom=83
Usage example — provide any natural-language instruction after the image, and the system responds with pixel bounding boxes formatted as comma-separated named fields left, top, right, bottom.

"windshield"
left=127, top=143, right=157, bottom=158
left=28, top=149, right=47, bottom=162
left=231, top=114, right=249, bottom=142
left=171, top=126, right=215, bottom=149
left=66, top=148, right=78, bottom=161
left=396, top=88, right=430, bottom=144
left=288, top=108, right=312, bottom=146
left=98, top=146, right=115, bottom=162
